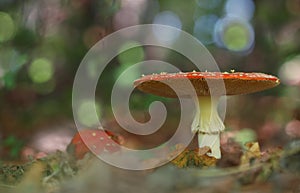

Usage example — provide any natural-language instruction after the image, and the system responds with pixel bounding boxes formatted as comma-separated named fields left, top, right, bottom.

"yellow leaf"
left=240, top=142, right=261, bottom=166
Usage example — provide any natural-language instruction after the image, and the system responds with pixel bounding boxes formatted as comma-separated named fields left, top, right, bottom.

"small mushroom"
left=134, top=71, right=280, bottom=159
left=68, top=129, right=121, bottom=159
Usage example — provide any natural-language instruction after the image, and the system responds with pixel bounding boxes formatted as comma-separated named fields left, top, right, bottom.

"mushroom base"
left=191, top=96, right=225, bottom=159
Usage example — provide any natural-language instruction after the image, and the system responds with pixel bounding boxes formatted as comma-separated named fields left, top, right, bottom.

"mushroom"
left=134, top=71, right=280, bottom=159
left=68, top=129, right=121, bottom=159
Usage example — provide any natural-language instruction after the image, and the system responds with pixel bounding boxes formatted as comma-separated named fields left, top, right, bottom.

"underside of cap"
left=134, top=72, right=280, bottom=98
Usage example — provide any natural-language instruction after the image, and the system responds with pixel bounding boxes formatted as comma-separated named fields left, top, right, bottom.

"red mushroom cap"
left=69, top=129, right=121, bottom=159
left=134, top=72, right=280, bottom=97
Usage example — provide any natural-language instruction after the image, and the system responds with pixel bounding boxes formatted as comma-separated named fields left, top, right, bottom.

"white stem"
left=198, top=133, right=221, bottom=158
left=191, top=96, right=225, bottom=159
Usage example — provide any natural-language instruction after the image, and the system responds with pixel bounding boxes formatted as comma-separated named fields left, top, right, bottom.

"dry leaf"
left=170, top=144, right=217, bottom=168
left=240, top=142, right=261, bottom=166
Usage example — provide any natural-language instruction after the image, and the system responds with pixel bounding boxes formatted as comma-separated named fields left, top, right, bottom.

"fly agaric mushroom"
left=68, top=129, right=121, bottom=159
left=134, top=71, right=280, bottom=159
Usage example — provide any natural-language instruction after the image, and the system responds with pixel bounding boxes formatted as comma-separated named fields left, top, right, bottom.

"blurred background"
left=0, top=0, right=299, bottom=161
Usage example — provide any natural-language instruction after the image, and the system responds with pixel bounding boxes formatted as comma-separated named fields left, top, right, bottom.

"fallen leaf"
left=240, top=142, right=261, bottom=166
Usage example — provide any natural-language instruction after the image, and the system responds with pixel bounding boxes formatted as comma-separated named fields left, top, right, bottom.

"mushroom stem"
left=191, top=96, right=225, bottom=159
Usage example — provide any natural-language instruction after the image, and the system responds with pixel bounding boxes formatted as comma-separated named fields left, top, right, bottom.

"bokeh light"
left=214, top=16, right=254, bottom=53
left=30, top=127, right=74, bottom=154
left=193, top=14, right=218, bottom=45
left=234, top=128, right=257, bottom=146
left=152, top=11, right=182, bottom=44
left=0, top=48, right=27, bottom=88
left=225, top=0, right=255, bottom=21
left=77, top=100, right=102, bottom=127
left=113, top=8, right=140, bottom=31
left=279, top=55, right=300, bottom=85
left=28, top=58, right=54, bottom=83
left=112, top=0, right=147, bottom=31
left=275, top=21, right=300, bottom=48
left=224, top=25, right=249, bottom=49
left=121, top=0, right=147, bottom=16
left=0, top=12, right=15, bottom=42
left=114, top=64, right=141, bottom=87
left=196, top=0, right=221, bottom=10
left=285, top=120, right=300, bottom=138
left=118, top=41, right=145, bottom=65
left=286, top=0, right=300, bottom=16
